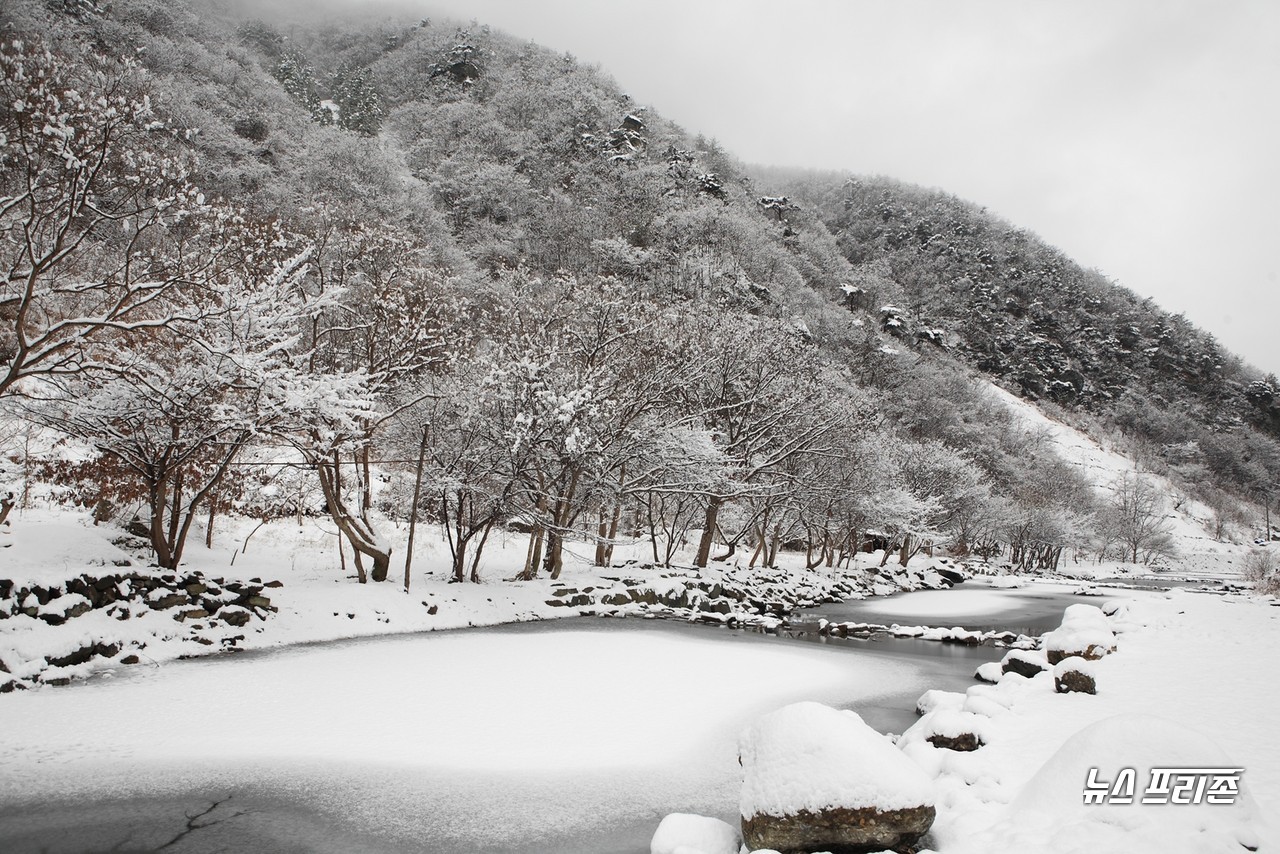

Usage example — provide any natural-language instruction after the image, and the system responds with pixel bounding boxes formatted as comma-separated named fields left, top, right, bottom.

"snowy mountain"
left=1, top=0, right=1274, bottom=592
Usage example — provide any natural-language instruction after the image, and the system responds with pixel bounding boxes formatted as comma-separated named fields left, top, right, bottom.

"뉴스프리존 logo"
left=1084, top=767, right=1244, bottom=805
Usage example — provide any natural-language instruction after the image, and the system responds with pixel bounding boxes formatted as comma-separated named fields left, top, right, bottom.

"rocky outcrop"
left=542, top=561, right=969, bottom=639
left=0, top=570, right=282, bottom=689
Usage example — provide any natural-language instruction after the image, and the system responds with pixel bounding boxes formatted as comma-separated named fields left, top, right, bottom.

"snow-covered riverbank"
left=650, top=586, right=1279, bottom=854
left=906, top=588, right=1279, bottom=852
left=0, top=509, right=964, bottom=690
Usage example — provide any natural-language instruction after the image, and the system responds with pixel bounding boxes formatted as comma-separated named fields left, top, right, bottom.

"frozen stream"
left=799, top=583, right=1088, bottom=635
left=0, top=588, right=1066, bottom=854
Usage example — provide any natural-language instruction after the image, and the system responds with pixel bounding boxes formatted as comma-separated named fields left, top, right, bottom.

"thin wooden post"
left=403, top=425, right=429, bottom=591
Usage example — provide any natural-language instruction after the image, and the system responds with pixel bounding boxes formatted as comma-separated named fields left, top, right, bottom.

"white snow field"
left=0, top=621, right=942, bottom=853
left=986, top=383, right=1248, bottom=577
left=900, top=588, right=1280, bottom=854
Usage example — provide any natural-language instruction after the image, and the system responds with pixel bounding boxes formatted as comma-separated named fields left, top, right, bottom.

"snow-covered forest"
left=2, top=2, right=1278, bottom=853
left=4, top=0, right=1276, bottom=589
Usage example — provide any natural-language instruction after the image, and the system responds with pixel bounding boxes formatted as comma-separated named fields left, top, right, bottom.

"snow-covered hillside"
left=986, top=383, right=1252, bottom=579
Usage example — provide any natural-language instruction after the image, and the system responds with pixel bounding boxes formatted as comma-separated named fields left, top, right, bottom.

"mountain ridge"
left=2, top=0, right=1275, bottom=579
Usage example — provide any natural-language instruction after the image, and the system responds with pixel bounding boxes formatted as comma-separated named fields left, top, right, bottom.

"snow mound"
left=988, top=576, right=1026, bottom=589
left=649, top=813, right=738, bottom=854
left=989, top=714, right=1262, bottom=853
left=1061, top=604, right=1108, bottom=625
left=974, top=661, right=1004, bottom=683
left=916, top=689, right=966, bottom=716
left=1043, top=605, right=1116, bottom=662
left=1053, top=656, right=1099, bottom=679
left=739, top=701, right=934, bottom=819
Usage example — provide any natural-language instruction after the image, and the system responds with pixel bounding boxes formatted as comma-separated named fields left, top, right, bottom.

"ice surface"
left=853, top=587, right=1032, bottom=619
left=0, top=624, right=939, bottom=850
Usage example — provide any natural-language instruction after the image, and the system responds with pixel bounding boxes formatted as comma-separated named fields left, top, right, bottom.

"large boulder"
left=739, top=702, right=935, bottom=853
left=650, top=813, right=738, bottom=854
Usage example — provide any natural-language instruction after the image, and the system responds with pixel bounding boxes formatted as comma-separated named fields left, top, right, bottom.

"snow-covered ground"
left=0, top=505, right=967, bottom=690
left=4, top=461, right=1278, bottom=854
left=900, top=587, right=1279, bottom=853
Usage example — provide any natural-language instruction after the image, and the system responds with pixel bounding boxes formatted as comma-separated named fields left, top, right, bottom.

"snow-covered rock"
left=649, top=813, right=737, bottom=854
left=738, top=701, right=935, bottom=852
left=988, top=575, right=1026, bottom=589
left=1000, top=648, right=1049, bottom=678
left=916, top=688, right=965, bottom=717
left=1043, top=605, right=1117, bottom=664
left=1053, top=655, right=1098, bottom=694
left=921, top=708, right=990, bottom=752
left=1061, top=603, right=1108, bottom=625
left=974, top=661, right=1004, bottom=683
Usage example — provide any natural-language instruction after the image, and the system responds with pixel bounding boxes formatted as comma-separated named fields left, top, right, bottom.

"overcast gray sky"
left=398, top=1, right=1280, bottom=375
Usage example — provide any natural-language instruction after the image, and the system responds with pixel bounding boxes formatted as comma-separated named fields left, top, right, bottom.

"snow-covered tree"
left=35, top=221, right=323, bottom=568
left=274, top=50, right=321, bottom=117
left=1101, top=471, right=1175, bottom=564
left=286, top=213, right=459, bottom=583
left=676, top=315, right=842, bottom=568
left=331, top=65, right=384, bottom=136
left=0, top=39, right=216, bottom=396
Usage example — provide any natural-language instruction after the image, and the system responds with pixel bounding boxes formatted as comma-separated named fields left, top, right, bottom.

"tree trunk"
left=315, top=450, right=389, bottom=583
left=361, top=446, right=373, bottom=513
left=712, top=540, right=737, bottom=562
left=694, top=498, right=722, bottom=568
left=748, top=520, right=767, bottom=567
left=451, top=540, right=468, bottom=583
left=543, top=528, right=564, bottom=579
left=603, top=497, right=623, bottom=566
left=766, top=527, right=781, bottom=568
left=149, top=479, right=175, bottom=569
left=519, top=524, right=544, bottom=581
left=470, top=521, right=493, bottom=583
left=205, top=495, right=216, bottom=549
left=403, top=425, right=429, bottom=590
left=594, top=509, right=609, bottom=567
left=645, top=493, right=661, bottom=564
